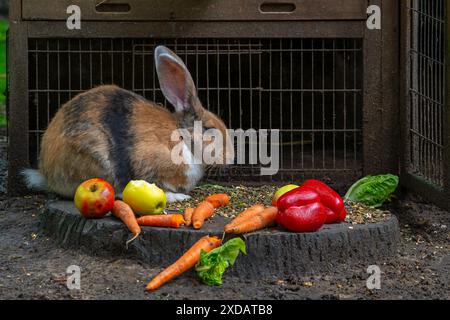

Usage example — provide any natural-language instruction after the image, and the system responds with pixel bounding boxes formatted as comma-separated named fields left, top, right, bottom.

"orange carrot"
left=112, top=200, right=141, bottom=247
left=137, top=214, right=185, bottom=229
left=205, top=194, right=230, bottom=209
left=224, top=204, right=265, bottom=232
left=225, top=206, right=278, bottom=234
left=184, top=208, right=195, bottom=227
left=192, top=201, right=215, bottom=230
left=146, top=236, right=222, bottom=291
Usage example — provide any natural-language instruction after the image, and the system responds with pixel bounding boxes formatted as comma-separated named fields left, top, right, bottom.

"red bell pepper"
left=276, top=202, right=328, bottom=233
left=323, top=206, right=340, bottom=224
left=277, top=187, right=321, bottom=212
left=301, top=180, right=347, bottom=223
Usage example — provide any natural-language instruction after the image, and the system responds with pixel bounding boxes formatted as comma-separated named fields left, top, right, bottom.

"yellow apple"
left=271, top=184, right=299, bottom=206
left=122, top=180, right=167, bottom=215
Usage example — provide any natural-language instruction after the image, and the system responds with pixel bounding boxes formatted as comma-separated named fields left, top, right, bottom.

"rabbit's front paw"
left=165, top=192, right=191, bottom=203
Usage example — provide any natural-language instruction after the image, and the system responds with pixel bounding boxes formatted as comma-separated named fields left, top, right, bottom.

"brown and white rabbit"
left=23, top=46, right=234, bottom=202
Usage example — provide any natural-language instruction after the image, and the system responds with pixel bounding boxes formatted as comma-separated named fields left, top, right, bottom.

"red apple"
left=74, top=178, right=115, bottom=219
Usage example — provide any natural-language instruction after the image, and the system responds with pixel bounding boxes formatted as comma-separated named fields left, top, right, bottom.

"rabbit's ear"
left=155, top=46, right=197, bottom=114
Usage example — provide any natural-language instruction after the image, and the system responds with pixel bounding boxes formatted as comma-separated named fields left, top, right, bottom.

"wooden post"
left=7, top=0, right=30, bottom=195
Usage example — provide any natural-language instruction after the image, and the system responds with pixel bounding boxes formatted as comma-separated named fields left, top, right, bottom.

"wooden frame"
left=22, top=0, right=368, bottom=21
left=7, top=0, right=400, bottom=195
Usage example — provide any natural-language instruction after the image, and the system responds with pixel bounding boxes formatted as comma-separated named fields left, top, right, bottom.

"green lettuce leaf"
left=345, top=174, right=399, bottom=208
left=195, top=237, right=246, bottom=286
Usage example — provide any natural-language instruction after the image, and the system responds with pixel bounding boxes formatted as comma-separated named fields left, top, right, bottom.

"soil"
left=0, top=131, right=449, bottom=300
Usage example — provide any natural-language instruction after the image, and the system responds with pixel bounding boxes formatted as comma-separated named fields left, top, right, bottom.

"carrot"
left=224, top=204, right=265, bottom=232
left=205, top=194, right=230, bottom=209
left=184, top=208, right=195, bottom=227
left=225, top=206, right=278, bottom=234
left=192, top=201, right=215, bottom=230
left=137, top=214, right=185, bottom=229
left=146, top=236, right=222, bottom=291
left=112, top=200, right=141, bottom=247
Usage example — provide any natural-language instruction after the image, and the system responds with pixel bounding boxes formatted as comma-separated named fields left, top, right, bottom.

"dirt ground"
left=0, top=134, right=449, bottom=300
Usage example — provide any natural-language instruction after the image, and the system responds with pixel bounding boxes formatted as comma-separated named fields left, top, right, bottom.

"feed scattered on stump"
left=345, top=200, right=391, bottom=225
left=166, top=184, right=391, bottom=225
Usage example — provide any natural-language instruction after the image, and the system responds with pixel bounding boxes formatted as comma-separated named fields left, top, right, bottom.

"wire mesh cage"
left=8, top=0, right=399, bottom=194
left=27, top=38, right=363, bottom=182
left=401, top=0, right=450, bottom=208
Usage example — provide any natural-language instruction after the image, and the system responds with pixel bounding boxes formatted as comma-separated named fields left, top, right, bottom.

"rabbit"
left=22, top=46, right=234, bottom=203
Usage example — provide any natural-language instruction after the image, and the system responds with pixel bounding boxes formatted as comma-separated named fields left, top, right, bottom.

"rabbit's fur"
left=23, top=46, right=233, bottom=202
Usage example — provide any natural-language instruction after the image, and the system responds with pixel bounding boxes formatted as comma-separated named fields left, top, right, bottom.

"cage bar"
left=408, top=0, right=445, bottom=186
left=401, top=0, right=450, bottom=209
left=27, top=38, right=364, bottom=183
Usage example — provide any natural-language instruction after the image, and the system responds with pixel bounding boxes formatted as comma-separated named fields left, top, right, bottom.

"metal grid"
left=28, top=38, right=363, bottom=182
left=408, top=0, right=446, bottom=186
